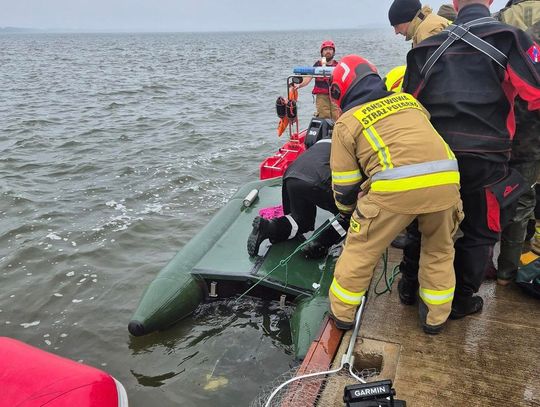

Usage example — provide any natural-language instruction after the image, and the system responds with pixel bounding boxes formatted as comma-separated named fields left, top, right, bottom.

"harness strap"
left=420, top=17, right=507, bottom=78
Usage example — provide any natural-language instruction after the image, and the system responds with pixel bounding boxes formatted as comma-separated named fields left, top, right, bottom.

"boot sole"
left=423, top=323, right=444, bottom=335
left=247, top=217, right=263, bottom=257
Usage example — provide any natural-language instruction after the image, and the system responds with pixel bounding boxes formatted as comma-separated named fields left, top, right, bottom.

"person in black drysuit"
left=247, top=138, right=349, bottom=259
left=399, top=0, right=540, bottom=318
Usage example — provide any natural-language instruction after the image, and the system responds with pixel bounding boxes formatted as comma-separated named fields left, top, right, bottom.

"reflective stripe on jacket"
left=331, top=92, right=460, bottom=215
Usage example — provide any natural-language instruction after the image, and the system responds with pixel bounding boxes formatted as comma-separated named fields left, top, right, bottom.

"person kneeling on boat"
left=247, top=138, right=350, bottom=259
left=327, top=55, right=463, bottom=334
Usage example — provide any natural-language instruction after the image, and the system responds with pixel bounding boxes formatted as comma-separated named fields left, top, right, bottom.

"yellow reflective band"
left=444, top=142, right=456, bottom=160
left=535, top=226, right=540, bottom=237
left=350, top=217, right=361, bottom=233
left=353, top=93, right=423, bottom=128
left=371, top=171, right=460, bottom=192
left=332, top=169, right=362, bottom=185
left=330, top=278, right=365, bottom=305
left=419, top=286, right=455, bottom=305
left=362, top=126, right=393, bottom=170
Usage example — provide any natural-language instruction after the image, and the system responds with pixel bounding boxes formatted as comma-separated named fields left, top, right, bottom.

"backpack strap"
left=420, top=17, right=508, bottom=78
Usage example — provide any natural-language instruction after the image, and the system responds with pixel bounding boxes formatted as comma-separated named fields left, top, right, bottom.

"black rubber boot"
left=247, top=216, right=271, bottom=257
left=398, top=277, right=418, bottom=306
left=390, top=232, right=408, bottom=250
left=247, top=216, right=293, bottom=257
left=449, top=295, right=484, bottom=319
left=418, top=301, right=445, bottom=335
left=301, top=241, right=330, bottom=259
left=328, top=312, right=354, bottom=330
left=301, top=218, right=345, bottom=259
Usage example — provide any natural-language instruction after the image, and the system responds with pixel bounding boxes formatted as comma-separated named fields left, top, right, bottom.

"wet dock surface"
left=328, top=247, right=540, bottom=406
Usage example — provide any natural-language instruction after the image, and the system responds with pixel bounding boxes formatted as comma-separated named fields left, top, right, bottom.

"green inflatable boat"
left=129, top=69, right=341, bottom=359
left=128, top=175, right=340, bottom=359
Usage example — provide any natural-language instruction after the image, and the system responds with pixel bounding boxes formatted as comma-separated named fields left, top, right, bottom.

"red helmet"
left=330, top=54, right=379, bottom=108
left=320, top=40, right=335, bottom=55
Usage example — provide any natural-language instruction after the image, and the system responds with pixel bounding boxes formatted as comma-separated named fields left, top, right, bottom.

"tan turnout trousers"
left=329, top=194, right=463, bottom=327
left=315, top=94, right=340, bottom=122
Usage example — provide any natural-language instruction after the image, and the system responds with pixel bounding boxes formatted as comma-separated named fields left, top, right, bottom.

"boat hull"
left=129, top=178, right=336, bottom=359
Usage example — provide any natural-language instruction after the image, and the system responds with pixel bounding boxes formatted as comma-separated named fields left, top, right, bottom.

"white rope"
left=263, top=297, right=367, bottom=407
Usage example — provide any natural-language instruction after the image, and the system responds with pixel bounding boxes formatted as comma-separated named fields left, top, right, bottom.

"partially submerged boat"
left=129, top=67, right=341, bottom=359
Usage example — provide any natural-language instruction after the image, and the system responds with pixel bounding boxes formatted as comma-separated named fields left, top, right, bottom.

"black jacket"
left=404, top=3, right=540, bottom=162
left=284, top=140, right=331, bottom=190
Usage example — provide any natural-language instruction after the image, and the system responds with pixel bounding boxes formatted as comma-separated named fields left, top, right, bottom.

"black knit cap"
left=388, top=0, right=422, bottom=26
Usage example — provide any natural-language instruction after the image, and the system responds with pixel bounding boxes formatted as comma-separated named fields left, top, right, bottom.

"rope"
left=374, top=248, right=401, bottom=296
left=235, top=214, right=341, bottom=302
left=263, top=297, right=367, bottom=407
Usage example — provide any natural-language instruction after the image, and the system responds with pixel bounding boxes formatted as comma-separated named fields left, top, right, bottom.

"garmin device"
left=343, top=380, right=406, bottom=407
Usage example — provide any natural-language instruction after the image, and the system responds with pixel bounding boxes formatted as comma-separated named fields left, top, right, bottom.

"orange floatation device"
left=276, top=84, right=299, bottom=137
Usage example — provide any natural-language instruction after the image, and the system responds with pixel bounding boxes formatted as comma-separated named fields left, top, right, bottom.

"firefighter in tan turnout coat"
left=327, top=55, right=463, bottom=334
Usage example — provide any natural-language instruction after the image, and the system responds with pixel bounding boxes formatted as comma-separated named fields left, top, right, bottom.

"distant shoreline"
left=0, top=25, right=386, bottom=35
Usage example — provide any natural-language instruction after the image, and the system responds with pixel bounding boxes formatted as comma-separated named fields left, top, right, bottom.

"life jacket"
left=312, top=59, right=338, bottom=95
left=499, top=0, right=540, bottom=31
left=276, top=86, right=298, bottom=136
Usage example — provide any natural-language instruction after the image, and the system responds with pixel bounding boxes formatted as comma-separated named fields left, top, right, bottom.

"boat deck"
left=191, top=179, right=333, bottom=297
left=323, top=246, right=540, bottom=406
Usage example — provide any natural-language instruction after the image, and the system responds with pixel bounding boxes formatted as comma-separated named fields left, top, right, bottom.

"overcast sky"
left=2, top=0, right=509, bottom=32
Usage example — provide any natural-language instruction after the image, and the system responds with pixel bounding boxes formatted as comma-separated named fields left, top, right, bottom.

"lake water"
left=0, top=29, right=408, bottom=406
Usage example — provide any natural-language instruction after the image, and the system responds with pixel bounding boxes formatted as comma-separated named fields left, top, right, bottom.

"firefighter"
left=388, top=0, right=450, bottom=47
left=402, top=0, right=540, bottom=318
left=327, top=55, right=463, bottom=334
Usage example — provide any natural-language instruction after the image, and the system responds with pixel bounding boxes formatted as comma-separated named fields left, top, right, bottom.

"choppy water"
left=0, top=30, right=408, bottom=406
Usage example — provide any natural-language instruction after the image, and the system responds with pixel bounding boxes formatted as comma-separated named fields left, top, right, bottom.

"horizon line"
left=0, top=25, right=387, bottom=34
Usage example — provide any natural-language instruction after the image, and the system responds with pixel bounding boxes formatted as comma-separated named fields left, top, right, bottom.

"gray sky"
left=1, top=0, right=509, bottom=32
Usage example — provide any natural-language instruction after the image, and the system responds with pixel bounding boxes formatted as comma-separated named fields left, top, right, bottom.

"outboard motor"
left=304, top=117, right=334, bottom=149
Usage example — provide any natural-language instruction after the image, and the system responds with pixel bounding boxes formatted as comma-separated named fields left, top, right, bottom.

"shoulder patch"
left=527, top=43, right=540, bottom=63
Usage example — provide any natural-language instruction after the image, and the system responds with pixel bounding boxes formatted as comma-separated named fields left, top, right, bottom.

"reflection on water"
left=128, top=298, right=295, bottom=405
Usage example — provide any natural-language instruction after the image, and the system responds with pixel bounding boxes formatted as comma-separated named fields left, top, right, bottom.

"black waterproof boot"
left=397, top=277, right=418, bottom=305
left=328, top=312, right=354, bottom=330
left=301, top=240, right=330, bottom=259
left=418, top=301, right=445, bottom=335
left=247, top=217, right=271, bottom=257
left=390, top=232, right=408, bottom=250
left=301, top=217, right=346, bottom=259
left=449, top=295, right=484, bottom=319
left=247, top=216, right=294, bottom=257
